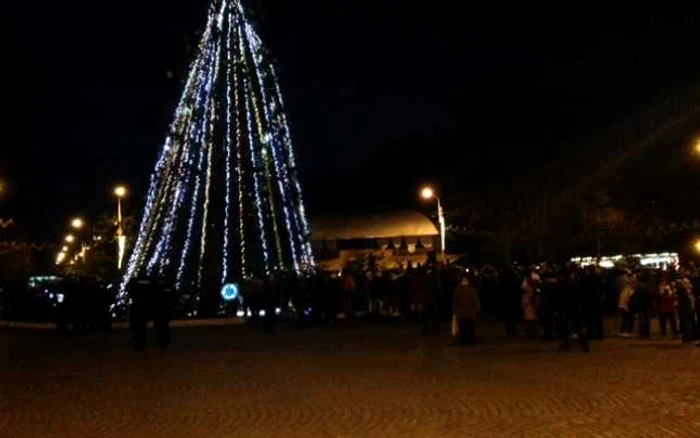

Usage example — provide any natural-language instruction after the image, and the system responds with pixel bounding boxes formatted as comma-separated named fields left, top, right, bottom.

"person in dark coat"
left=501, top=267, right=522, bottom=338
left=677, top=277, right=696, bottom=343
left=538, top=271, right=557, bottom=341
left=501, top=268, right=523, bottom=338
left=261, top=275, right=278, bottom=334
left=96, top=282, right=114, bottom=335
left=152, top=277, right=174, bottom=349
left=635, top=271, right=653, bottom=339
left=556, top=268, right=589, bottom=352
left=128, top=277, right=150, bottom=350
left=453, top=275, right=480, bottom=345
left=55, top=278, right=75, bottom=335
left=581, top=267, right=605, bottom=340
left=422, top=267, right=442, bottom=336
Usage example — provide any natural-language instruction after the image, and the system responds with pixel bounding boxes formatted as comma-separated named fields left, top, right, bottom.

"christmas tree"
left=119, top=0, right=314, bottom=307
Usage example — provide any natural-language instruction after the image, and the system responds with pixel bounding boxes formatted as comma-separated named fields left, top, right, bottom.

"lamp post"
left=71, top=218, right=84, bottom=230
left=114, top=186, right=127, bottom=270
left=420, top=186, right=446, bottom=262
left=69, top=218, right=88, bottom=262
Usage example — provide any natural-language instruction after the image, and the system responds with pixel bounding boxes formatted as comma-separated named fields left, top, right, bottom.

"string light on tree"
left=119, top=0, right=315, bottom=309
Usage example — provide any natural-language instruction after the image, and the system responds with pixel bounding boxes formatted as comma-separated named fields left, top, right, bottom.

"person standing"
left=692, top=269, right=700, bottom=342
left=557, top=268, right=590, bottom=352
left=618, top=272, right=635, bottom=337
left=521, top=271, right=540, bottom=339
left=423, top=266, right=442, bottom=336
left=128, top=277, right=150, bottom=351
left=657, top=274, right=678, bottom=338
left=636, top=271, right=653, bottom=339
left=453, top=275, right=480, bottom=345
left=538, top=273, right=557, bottom=341
left=582, top=266, right=605, bottom=340
left=153, top=277, right=174, bottom=349
left=341, top=271, right=358, bottom=327
left=501, top=268, right=521, bottom=337
left=676, top=277, right=695, bottom=344
left=262, top=275, right=278, bottom=334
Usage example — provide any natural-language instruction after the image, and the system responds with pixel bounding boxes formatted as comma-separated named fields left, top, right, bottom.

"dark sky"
left=5, top=2, right=700, bottom=240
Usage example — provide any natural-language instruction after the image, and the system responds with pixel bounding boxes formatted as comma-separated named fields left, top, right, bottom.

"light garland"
left=118, top=0, right=313, bottom=307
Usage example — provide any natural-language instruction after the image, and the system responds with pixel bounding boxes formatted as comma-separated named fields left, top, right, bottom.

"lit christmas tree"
left=119, top=0, right=314, bottom=308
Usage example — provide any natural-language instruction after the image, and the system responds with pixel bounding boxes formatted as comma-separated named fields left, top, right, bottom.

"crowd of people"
left=42, top=258, right=700, bottom=353
left=234, top=259, right=700, bottom=352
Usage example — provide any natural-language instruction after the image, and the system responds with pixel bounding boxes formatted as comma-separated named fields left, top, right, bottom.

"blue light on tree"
left=220, top=282, right=240, bottom=302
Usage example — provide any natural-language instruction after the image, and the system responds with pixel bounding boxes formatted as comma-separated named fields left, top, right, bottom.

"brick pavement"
left=1, top=324, right=700, bottom=437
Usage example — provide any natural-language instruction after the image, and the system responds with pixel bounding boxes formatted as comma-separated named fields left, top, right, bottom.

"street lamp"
left=420, top=186, right=435, bottom=201
left=694, top=239, right=700, bottom=254
left=114, top=185, right=127, bottom=199
left=419, top=185, right=446, bottom=262
left=71, top=217, right=84, bottom=229
left=114, top=185, right=127, bottom=270
left=65, top=234, right=75, bottom=243
left=56, top=252, right=66, bottom=265
left=695, top=138, right=700, bottom=155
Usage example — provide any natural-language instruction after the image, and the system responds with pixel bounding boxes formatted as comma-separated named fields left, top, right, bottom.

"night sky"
left=5, top=2, right=700, bottom=241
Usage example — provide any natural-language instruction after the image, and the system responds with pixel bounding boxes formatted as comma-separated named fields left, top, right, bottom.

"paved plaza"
left=2, top=323, right=700, bottom=437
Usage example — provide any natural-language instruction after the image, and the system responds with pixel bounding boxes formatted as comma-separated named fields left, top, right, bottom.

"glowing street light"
left=694, top=239, right=700, bottom=254
left=114, top=185, right=128, bottom=269
left=71, top=218, right=84, bottom=229
left=420, top=186, right=435, bottom=200
left=114, top=186, right=127, bottom=198
left=65, top=234, right=75, bottom=243
left=62, top=246, right=68, bottom=252
left=695, top=139, right=700, bottom=155
left=419, top=185, right=446, bottom=262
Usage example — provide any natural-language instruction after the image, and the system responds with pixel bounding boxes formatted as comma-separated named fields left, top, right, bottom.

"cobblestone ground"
left=2, top=323, right=700, bottom=437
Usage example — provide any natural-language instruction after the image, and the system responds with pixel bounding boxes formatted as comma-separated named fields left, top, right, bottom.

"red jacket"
left=657, top=285, right=676, bottom=314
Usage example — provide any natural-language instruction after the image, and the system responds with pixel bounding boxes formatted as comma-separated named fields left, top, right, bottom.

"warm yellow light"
left=62, top=246, right=68, bottom=252
left=114, top=186, right=127, bottom=198
left=420, top=186, right=435, bottom=200
left=117, top=235, right=127, bottom=270
left=695, top=139, right=700, bottom=154
left=65, top=234, right=75, bottom=243
left=695, top=239, right=700, bottom=253
left=71, top=218, right=84, bottom=229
